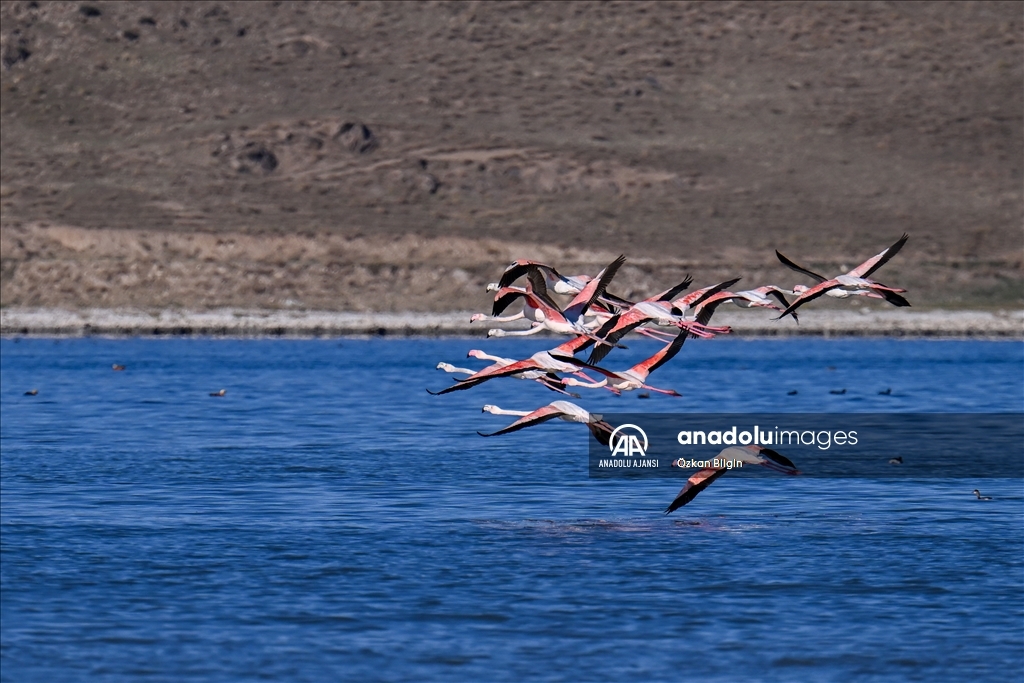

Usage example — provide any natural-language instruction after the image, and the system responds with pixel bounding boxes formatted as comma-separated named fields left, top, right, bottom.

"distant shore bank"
left=2, top=308, right=1021, bottom=339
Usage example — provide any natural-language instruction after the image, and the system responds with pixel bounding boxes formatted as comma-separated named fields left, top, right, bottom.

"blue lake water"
left=1, top=336, right=1022, bottom=682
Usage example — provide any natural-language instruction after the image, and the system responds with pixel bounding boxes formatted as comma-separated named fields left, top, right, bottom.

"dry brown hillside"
left=1, top=1, right=1021, bottom=312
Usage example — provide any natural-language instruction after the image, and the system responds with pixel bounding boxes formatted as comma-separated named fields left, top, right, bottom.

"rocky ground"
left=1, top=1, right=1021, bottom=321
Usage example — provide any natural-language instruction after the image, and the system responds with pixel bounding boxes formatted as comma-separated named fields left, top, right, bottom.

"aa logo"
left=608, top=424, right=648, bottom=457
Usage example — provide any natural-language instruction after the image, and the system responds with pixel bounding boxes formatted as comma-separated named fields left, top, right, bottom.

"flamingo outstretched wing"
left=498, top=260, right=560, bottom=290
left=631, top=327, right=688, bottom=378
left=665, top=467, right=730, bottom=514
left=477, top=404, right=565, bottom=437
left=427, top=358, right=539, bottom=395
left=491, top=288, right=526, bottom=317
left=776, top=250, right=828, bottom=283
left=762, top=287, right=793, bottom=311
left=562, top=255, right=626, bottom=322
left=775, top=280, right=841, bottom=319
left=587, top=420, right=615, bottom=446
left=849, top=234, right=908, bottom=279
left=656, top=274, right=694, bottom=302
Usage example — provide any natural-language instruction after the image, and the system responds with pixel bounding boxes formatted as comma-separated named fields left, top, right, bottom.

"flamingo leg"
left=636, top=327, right=676, bottom=341
left=641, top=383, right=682, bottom=397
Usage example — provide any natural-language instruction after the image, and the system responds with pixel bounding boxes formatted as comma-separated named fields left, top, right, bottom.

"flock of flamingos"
left=430, top=235, right=910, bottom=513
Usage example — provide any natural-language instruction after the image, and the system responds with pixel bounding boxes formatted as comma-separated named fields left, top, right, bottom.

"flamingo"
left=775, top=234, right=910, bottom=319
left=486, top=255, right=627, bottom=341
left=493, top=259, right=634, bottom=312
left=790, top=284, right=885, bottom=301
left=436, top=351, right=581, bottom=397
left=561, top=327, right=689, bottom=396
left=427, top=335, right=613, bottom=395
left=694, top=286, right=795, bottom=318
left=481, top=287, right=560, bottom=337
left=469, top=284, right=548, bottom=326
left=587, top=278, right=738, bottom=365
left=478, top=400, right=615, bottom=445
left=665, top=445, right=799, bottom=513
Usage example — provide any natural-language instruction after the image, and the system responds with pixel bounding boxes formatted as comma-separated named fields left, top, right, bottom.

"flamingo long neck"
left=488, top=407, right=530, bottom=417
left=440, top=364, right=474, bottom=375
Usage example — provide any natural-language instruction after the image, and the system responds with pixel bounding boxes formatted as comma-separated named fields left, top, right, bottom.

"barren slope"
left=2, top=1, right=1021, bottom=311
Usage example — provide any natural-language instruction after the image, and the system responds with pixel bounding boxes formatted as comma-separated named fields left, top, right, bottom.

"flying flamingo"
left=485, top=255, right=627, bottom=341
left=479, top=286, right=560, bottom=337
left=561, top=327, right=690, bottom=396
left=587, top=278, right=738, bottom=365
left=665, top=445, right=800, bottom=513
left=694, top=286, right=795, bottom=318
left=493, top=259, right=635, bottom=312
left=436, top=361, right=579, bottom=397
left=478, top=400, right=615, bottom=445
left=775, top=234, right=910, bottom=319
left=789, top=284, right=885, bottom=301
left=437, top=350, right=583, bottom=397
left=427, top=335, right=613, bottom=395
left=469, top=285, right=543, bottom=325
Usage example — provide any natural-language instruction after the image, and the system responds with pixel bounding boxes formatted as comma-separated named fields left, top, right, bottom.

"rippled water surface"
left=2, top=337, right=1022, bottom=682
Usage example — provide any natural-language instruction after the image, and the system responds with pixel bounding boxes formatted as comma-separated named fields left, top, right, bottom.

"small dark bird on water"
left=210, top=389, right=226, bottom=397
left=24, top=389, right=38, bottom=396
left=879, top=388, right=892, bottom=395
left=830, top=388, right=846, bottom=395
left=787, top=390, right=798, bottom=395
left=889, top=456, right=902, bottom=464
left=637, top=392, right=650, bottom=399
left=972, top=489, right=992, bottom=501
left=112, top=364, right=126, bottom=371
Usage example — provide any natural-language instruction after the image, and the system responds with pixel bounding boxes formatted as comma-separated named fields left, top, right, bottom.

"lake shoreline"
left=2, top=307, right=1021, bottom=339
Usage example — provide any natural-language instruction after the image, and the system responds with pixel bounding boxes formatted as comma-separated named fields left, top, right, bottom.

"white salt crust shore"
left=1, top=307, right=1021, bottom=338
